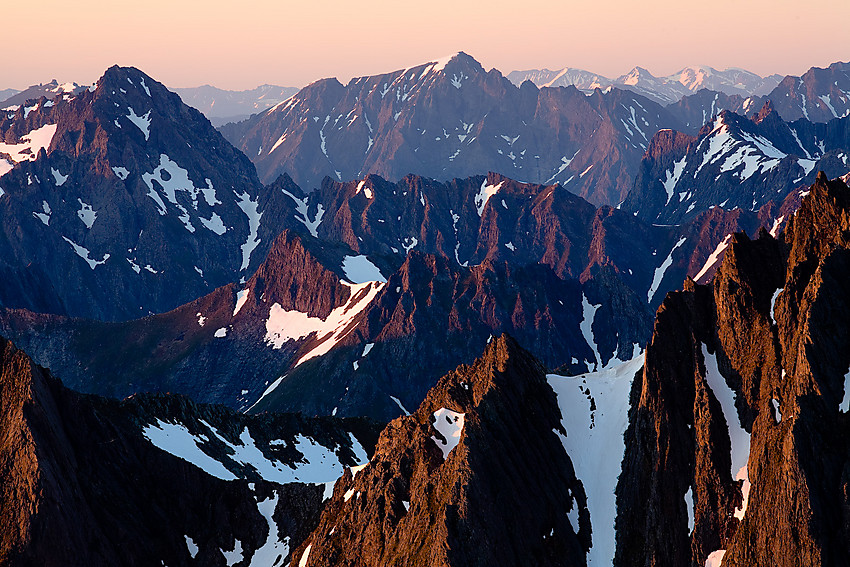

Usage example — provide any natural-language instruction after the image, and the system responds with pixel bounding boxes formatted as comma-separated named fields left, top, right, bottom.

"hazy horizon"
left=4, top=0, right=849, bottom=91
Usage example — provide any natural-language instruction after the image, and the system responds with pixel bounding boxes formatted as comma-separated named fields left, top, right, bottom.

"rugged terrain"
left=288, top=334, right=591, bottom=567
left=0, top=335, right=379, bottom=566
left=0, top=170, right=766, bottom=422
left=220, top=52, right=689, bottom=206
left=624, top=101, right=850, bottom=225
left=0, top=66, right=295, bottom=320
left=616, top=173, right=850, bottom=566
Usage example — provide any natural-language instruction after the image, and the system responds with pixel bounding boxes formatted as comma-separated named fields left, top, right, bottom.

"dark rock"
left=287, top=334, right=590, bottom=567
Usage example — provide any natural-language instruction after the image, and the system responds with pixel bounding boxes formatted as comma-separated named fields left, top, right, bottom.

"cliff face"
left=616, top=172, right=850, bottom=566
left=288, top=334, right=590, bottom=567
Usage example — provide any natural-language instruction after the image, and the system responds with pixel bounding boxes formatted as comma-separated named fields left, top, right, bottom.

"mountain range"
left=7, top=171, right=850, bottom=564
left=221, top=52, right=695, bottom=206
left=220, top=54, right=850, bottom=209
left=0, top=80, right=299, bottom=130
left=3, top=52, right=850, bottom=567
left=172, top=84, right=300, bottom=127
left=507, top=64, right=783, bottom=104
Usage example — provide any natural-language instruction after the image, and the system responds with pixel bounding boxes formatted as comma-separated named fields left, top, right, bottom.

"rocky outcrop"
left=0, top=334, right=379, bottom=566
left=666, top=90, right=762, bottom=134
left=249, top=249, right=652, bottom=421
left=287, top=334, right=590, bottom=567
left=615, top=173, right=850, bottom=566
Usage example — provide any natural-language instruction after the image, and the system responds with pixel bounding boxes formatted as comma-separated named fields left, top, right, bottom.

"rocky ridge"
left=616, top=173, right=850, bottom=565
left=0, top=65, right=296, bottom=321
left=288, top=334, right=590, bottom=567
left=0, top=334, right=380, bottom=566
left=0, top=170, right=768, bottom=422
left=220, top=52, right=686, bottom=206
left=624, top=102, right=850, bottom=226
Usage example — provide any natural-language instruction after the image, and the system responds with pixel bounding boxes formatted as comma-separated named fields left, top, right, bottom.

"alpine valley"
left=2, top=51, right=850, bottom=567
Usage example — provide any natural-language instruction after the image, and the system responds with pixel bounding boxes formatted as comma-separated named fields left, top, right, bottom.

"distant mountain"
left=0, top=65, right=295, bottom=321
left=506, top=67, right=610, bottom=90
left=221, top=52, right=690, bottom=206
left=0, top=89, right=20, bottom=105
left=0, top=79, right=85, bottom=109
left=0, top=334, right=379, bottom=566
left=508, top=65, right=781, bottom=105
left=623, top=101, right=850, bottom=225
left=764, top=61, right=850, bottom=122
left=173, top=84, right=299, bottom=127
left=666, top=89, right=764, bottom=133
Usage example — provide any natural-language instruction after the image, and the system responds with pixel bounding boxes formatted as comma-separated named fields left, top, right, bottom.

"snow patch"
left=199, top=212, right=226, bottom=235
left=771, top=398, right=782, bottom=423
left=769, top=216, right=785, bottom=238
left=235, top=191, right=262, bottom=271
left=141, top=154, right=202, bottom=231
left=342, top=255, right=386, bottom=284
left=221, top=540, right=243, bottom=567
left=185, top=536, right=198, bottom=559
left=390, top=395, right=410, bottom=416
left=263, top=281, right=384, bottom=366
left=62, top=237, right=109, bottom=269
left=840, top=364, right=850, bottom=413
left=431, top=408, right=465, bottom=460
left=248, top=493, right=290, bottom=567
left=770, top=288, right=782, bottom=324
left=705, top=550, right=726, bottom=567
left=234, top=288, right=249, bottom=316
left=694, top=234, right=732, bottom=283
left=126, top=106, right=151, bottom=140
left=112, top=166, right=130, bottom=180
left=33, top=201, right=51, bottom=226
left=580, top=294, right=601, bottom=371
left=281, top=188, right=324, bottom=237
left=142, top=419, right=237, bottom=480
left=0, top=123, right=57, bottom=163
left=76, top=198, right=97, bottom=228
left=214, top=327, right=228, bottom=338
left=298, top=544, right=312, bottom=567
left=355, top=179, right=374, bottom=199
left=51, top=167, right=68, bottom=186
left=684, top=487, right=694, bottom=534
left=662, top=157, right=687, bottom=205
left=702, top=344, right=751, bottom=520
left=474, top=179, right=504, bottom=216
left=548, top=354, right=645, bottom=567
left=648, top=237, right=686, bottom=302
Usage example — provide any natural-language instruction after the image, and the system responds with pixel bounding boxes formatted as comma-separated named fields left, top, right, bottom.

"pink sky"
left=5, top=0, right=849, bottom=90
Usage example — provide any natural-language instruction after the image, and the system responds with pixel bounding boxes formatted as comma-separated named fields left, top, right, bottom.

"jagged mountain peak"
left=0, top=63, right=296, bottom=321
left=623, top=98, right=850, bottom=226
left=620, top=65, right=655, bottom=84
left=618, top=174, right=850, bottom=566
left=287, top=333, right=590, bottom=567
